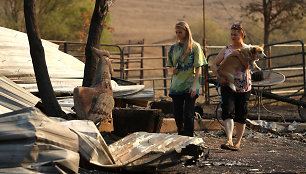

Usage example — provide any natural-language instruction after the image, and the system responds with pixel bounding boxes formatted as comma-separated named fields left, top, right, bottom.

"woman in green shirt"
left=166, top=21, right=207, bottom=137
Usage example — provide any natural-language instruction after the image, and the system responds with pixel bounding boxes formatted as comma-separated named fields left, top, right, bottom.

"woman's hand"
left=189, top=85, right=197, bottom=98
left=172, top=67, right=179, bottom=75
left=217, top=75, right=228, bottom=86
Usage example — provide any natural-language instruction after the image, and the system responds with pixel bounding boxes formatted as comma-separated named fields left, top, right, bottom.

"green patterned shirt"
left=166, top=42, right=207, bottom=95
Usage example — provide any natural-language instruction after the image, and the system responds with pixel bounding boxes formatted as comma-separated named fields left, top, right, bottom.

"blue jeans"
left=170, top=93, right=197, bottom=137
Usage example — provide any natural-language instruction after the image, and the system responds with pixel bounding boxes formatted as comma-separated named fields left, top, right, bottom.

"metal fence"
left=51, top=40, right=305, bottom=100
left=204, top=40, right=305, bottom=104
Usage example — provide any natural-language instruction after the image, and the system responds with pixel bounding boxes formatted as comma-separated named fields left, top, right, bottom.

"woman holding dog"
left=166, top=21, right=207, bottom=137
left=211, top=24, right=251, bottom=151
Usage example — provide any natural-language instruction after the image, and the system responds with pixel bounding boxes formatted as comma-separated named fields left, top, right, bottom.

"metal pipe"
left=162, top=46, right=168, bottom=96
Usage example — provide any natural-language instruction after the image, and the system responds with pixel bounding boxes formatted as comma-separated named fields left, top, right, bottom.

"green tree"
left=0, top=0, right=113, bottom=42
left=36, top=0, right=94, bottom=41
left=273, top=18, right=306, bottom=43
left=243, top=20, right=264, bottom=44
left=242, top=0, right=306, bottom=45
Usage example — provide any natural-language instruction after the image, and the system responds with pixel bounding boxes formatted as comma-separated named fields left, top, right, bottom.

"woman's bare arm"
left=210, top=47, right=226, bottom=76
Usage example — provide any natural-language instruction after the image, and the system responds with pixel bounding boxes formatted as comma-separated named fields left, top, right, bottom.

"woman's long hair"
left=175, top=21, right=194, bottom=61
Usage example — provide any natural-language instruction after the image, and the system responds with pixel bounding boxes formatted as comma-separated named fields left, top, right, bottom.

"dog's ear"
left=260, top=44, right=264, bottom=48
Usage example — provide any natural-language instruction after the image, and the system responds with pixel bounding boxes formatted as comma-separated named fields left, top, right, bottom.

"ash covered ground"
left=157, top=129, right=306, bottom=174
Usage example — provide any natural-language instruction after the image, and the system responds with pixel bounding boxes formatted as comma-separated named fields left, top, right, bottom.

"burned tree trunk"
left=74, top=48, right=114, bottom=123
left=82, top=0, right=110, bottom=87
left=24, top=0, right=64, bottom=117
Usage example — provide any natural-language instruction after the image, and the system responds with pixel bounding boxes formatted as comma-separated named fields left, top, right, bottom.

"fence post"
left=126, top=40, right=130, bottom=80
left=64, top=42, right=68, bottom=53
left=204, top=56, right=209, bottom=104
left=120, top=47, right=125, bottom=79
left=267, top=46, right=272, bottom=68
left=204, top=64, right=209, bottom=104
left=140, top=39, right=145, bottom=85
left=301, top=41, right=306, bottom=94
left=162, top=46, right=168, bottom=96
left=267, top=45, right=273, bottom=92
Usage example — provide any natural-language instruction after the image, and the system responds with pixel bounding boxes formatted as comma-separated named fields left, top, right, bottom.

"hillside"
left=110, top=0, right=251, bottom=44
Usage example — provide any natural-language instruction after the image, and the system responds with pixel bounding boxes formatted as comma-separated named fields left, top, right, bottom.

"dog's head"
left=250, top=45, right=266, bottom=60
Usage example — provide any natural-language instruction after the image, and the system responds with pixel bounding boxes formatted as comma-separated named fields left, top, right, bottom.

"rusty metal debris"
left=246, top=119, right=286, bottom=132
left=246, top=119, right=305, bottom=133
left=108, top=132, right=206, bottom=171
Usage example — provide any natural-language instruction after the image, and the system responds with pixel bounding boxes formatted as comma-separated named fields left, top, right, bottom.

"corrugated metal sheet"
left=0, top=26, right=84, bottom=95
left=108, top=132, right=206, bottom=170
left=52, top=117, right=115, bottom=165
left=0, top=167, right=37, bottom=174
left=0, top=75, right=39, bottom=114
left=0, top=107, right=114, bottom=173
left=0, top=27, right=153, bottom=100
left=0, top=107, right=80, bottom=173
left=0, top=27, right=84, bottom=79
left=0, top=106, right=206, bottom=172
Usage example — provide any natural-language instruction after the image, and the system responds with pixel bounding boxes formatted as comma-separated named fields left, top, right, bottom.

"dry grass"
left=110, top=0, right=251, bottom=44
left=109, top=0, right=303, bottom=101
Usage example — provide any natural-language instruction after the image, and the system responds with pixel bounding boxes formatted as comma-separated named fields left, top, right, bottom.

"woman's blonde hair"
left=175, top=21, right=194, bottom=60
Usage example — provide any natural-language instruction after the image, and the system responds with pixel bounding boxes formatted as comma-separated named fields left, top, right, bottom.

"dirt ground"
left=99, top=123, right=306, bottom=174
left=155, top=103, right=306, bottom=174
left=93, top=103, right=305, bottom=174
left=157, top=130, right=306, bottom=174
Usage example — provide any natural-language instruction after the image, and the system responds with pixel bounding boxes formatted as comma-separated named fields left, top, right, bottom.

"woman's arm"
left=189, top=66, right=201, bottom=98
left=210, top=48, right=226, bottom=76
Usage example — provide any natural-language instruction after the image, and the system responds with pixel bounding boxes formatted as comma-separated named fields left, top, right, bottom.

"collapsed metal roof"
left=0, top=107, right=206, bottom=173
left=0, top=107, right=80, bottom=173
left=0, top=27, right=84, bottom=95
left=0, top=26, right=153, bottom=101
left=0, top=75, right=39, bottom=114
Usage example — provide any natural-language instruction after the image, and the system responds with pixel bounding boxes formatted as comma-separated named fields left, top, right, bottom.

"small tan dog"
left=217, top=45, right=266, bottom=91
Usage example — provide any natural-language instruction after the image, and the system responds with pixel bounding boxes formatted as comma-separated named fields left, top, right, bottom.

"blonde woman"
left=166, top=21, right=207, bottom=137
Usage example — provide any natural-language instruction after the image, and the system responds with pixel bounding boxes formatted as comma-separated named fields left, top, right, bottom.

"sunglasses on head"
left=231, top=24, right=242, bottom=30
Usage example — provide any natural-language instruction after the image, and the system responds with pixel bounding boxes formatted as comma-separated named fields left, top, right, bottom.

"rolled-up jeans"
left=170, top=93, right=197, bottom=137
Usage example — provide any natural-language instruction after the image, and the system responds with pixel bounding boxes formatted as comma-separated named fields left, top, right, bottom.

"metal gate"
left=204, top=40, right=305, bottom=104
